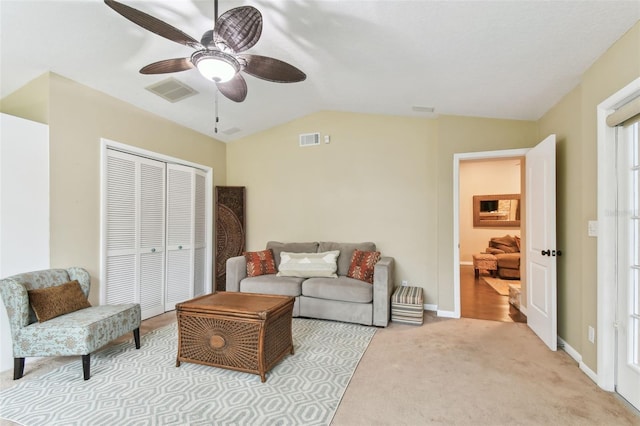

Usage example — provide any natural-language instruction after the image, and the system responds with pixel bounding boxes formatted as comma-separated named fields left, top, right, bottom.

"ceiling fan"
left=104, top=0, right=306, bottom=102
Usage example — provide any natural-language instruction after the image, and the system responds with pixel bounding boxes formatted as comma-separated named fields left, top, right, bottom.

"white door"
left=193, top=170, right=208, bottom=297
left=139, top=159, right=166, bottom=318
left=526, top=134, right=558, bottom=350
left=165, top=163, right=195, bottom=309
left=105, top=150, right=166, bottom=318
left=616, top=122, right=640, bottom=409
left=105, top=150, right=138, bottom=305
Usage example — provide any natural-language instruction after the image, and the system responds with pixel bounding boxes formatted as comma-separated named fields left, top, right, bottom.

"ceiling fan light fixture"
left=191, top=50, right=239, bottom=83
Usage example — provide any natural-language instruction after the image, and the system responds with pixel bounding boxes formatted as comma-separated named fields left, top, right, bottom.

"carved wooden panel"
left=215, top=186, right=245, bottom=291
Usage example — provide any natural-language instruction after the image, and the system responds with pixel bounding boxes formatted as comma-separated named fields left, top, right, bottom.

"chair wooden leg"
left=133, top=328, right=141, bottom=349
left=82, top=354, right=90, bottom=380
left=13, top=357, right=24, bottom=380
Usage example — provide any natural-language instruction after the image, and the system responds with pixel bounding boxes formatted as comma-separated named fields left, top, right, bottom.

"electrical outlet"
left=588, top=326, right=595, bottom=343
left=402, top=280, right=408, bottom=286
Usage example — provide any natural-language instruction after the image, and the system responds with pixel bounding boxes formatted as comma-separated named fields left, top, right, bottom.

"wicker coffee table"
left=175, top=292, right=295, bottom=382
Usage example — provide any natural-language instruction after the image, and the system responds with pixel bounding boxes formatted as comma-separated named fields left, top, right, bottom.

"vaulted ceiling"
left=1, top=1, right=639, bottom=142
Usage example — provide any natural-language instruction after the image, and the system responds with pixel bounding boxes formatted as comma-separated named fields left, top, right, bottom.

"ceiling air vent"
left=299, top=133, right=320, bottom=147
left=145, top=77, right=197, bottom=103
left=222, top=127, right=241, bottom=136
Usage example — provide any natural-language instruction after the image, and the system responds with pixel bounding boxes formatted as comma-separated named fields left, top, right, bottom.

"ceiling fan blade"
left=239, top=55, right=306, bottom=83
left=216, top=73, right=248, bottom=102
left=213, top=6, right=262, bottom=53
left=104, top=0, right=202, bottom=49
left=140, top=58, right=194, bottom=74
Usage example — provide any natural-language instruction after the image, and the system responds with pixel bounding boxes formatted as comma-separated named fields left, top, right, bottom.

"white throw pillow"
left=277, top=250, right=340, bottom=278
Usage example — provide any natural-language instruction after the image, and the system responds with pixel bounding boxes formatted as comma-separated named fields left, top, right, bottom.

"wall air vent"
left=299, top=133, right=320, bottom=147
left=145, top=77, right=197, bottom=103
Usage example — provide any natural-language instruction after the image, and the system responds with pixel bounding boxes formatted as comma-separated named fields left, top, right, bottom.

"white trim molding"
left=596, top=77, right=640, bottom=393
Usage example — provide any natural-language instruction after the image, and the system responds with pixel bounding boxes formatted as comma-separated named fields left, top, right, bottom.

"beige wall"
left=227, top=111, right=538, bottom=308
left=1, top=73, right=227, bottom=304
left=459, top=158, right=522, bottom=263
left=436, top=116, right=538, bottom=311
left=538, top=21, right=640, bottom=371
left=227, top=111, right=440, bottom=303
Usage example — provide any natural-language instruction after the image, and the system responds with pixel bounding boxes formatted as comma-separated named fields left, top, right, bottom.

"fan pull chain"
left=214, top=89, right=219, bottom=134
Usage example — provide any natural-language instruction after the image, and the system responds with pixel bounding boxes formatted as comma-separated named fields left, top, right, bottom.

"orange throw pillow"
left=244, top=249, right=278, bottom=277
left=347, top=249, right=381, bottom=284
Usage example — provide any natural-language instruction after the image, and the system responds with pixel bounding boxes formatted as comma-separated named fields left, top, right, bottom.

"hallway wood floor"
left=460, top=264, right=527, bottom=323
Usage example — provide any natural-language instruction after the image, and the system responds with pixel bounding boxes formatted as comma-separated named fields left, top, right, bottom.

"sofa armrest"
left=67, top=267, right=91, bottom=297
left=225, top=256, right=247, bottom=292
left=372, top=256, right=394, bottom=327
left=0, top=278, right=30, bottom=331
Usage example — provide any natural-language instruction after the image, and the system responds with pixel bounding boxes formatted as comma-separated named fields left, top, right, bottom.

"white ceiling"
left=1, top=0, right=639, bottom=142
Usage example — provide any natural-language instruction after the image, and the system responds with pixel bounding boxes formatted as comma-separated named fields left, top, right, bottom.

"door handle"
left=542, top=250, right=550, bottom=256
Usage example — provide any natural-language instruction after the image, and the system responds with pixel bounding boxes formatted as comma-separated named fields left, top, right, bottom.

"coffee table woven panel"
left=176, top=292, right=294, bottom=382
left=391, top=286, right=424, bottom=325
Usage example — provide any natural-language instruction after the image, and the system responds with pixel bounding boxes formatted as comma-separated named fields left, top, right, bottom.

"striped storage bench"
left=391, top=286, right=424, bottom=325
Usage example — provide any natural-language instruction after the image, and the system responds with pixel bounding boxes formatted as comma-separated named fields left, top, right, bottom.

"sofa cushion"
left=302, top=276, right=373, bottom=303
left=240, top=275, right=304, bottom=297
left=489, top=235, right=519, bottom=253
left=318, top=242, right=376, bottom=276
left=277, top=250, right=340, bottom=278
left=244, top=249, right=277, bottom=277
left=496, top=253, right=520, bottom=269
left=347, top=249, right=381, bottom=284
left=28, top=280, right=91, bottom=323
left=266, top=241, right=319, bottom=269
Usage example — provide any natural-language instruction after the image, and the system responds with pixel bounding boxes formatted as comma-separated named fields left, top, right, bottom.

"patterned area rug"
left=482, top=276, right=519, bottom=296
left=0, top=318, right=376, bottom=425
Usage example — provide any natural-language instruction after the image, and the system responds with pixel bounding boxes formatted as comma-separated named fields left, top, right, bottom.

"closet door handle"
left=542, top=250, right=550, bottom=256
left=178, top=245, right=183, bottom=250
left=151, top=248, right=156, bottom=253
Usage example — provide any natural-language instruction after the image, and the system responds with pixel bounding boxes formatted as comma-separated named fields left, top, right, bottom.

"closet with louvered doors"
left=104, top=149, right=208, bottom=320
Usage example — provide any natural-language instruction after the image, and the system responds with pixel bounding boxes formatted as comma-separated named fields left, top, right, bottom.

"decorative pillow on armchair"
left=277, top=250, right=340, bottom=278
left=28, top=280, right=92, bottom=323
left=244, top=249, right=278, bottom=277
left=347, top=249, right=381, bottom=284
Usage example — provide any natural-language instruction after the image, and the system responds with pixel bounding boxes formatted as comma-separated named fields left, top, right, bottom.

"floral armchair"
left=0, top=267, right=141, bottom=380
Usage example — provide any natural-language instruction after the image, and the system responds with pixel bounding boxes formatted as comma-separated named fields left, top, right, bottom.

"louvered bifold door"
left=165, top=164, right=195, bottom=309
left=106, top=150, right=138, bottom=305
left=106, top=150, right=166, bottom=319
left=193, top=170, right=208, bottom=297
left=139, top=158, right=166, bottom=318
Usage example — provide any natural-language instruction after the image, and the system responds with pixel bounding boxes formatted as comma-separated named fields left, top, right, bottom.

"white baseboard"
left=424, top=304, right=437, bottom=312
left=557, top=336, right=598, bottom=385
left=579, top=361, right=598, bottom=384
left=436, top=309, right=459, bottom=318
left=460, top=261, right=473, bottom=266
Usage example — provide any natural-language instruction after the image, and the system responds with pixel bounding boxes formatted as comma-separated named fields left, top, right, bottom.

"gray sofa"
left=226, top=241, right=394, bottom=327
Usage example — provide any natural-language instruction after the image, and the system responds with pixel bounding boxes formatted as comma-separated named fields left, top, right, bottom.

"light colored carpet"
left=0, top=319, right=375, bottom=426
left=332, top=314, right=640, bottom=425
left=483, top=276, right=518, bottom=296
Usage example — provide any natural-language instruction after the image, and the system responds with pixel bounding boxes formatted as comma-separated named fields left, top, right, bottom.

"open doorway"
left=454, top=151, right=527, bottom=323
